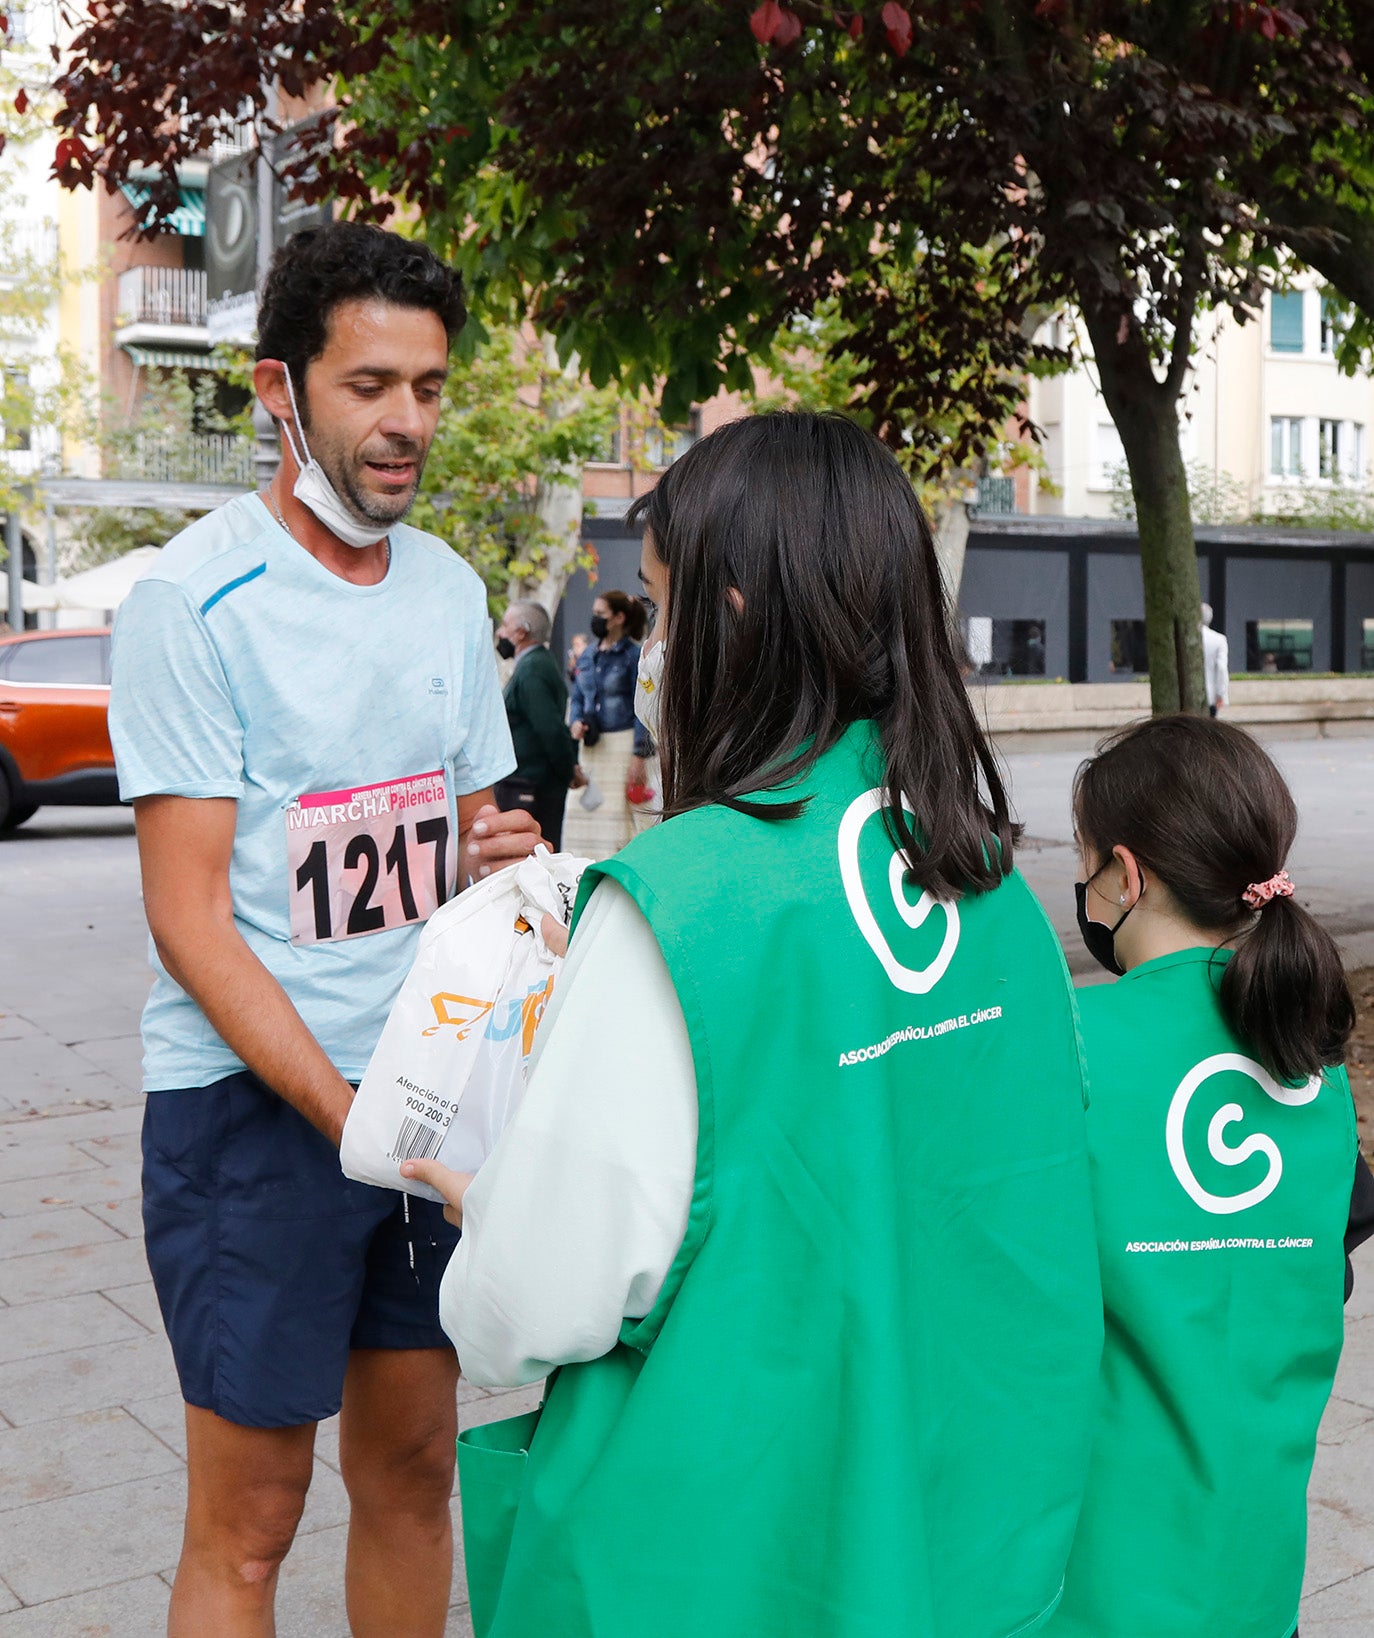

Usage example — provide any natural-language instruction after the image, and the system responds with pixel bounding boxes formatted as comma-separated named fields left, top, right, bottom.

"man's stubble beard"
left=307, top=417, right=431, bottom=528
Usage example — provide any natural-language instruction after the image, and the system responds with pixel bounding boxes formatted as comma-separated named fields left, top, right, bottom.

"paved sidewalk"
left=2, top=751, right=1373, bottom=1632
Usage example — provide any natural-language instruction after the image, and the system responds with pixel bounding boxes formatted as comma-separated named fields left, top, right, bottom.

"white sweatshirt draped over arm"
left=438, top=878, right=699, bottom=1388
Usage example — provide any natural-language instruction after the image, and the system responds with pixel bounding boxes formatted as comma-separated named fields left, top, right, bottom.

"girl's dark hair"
left=257, top=222, right=466, bottom=399
left=598, top=589, right=647, bottom=642
left=625, top=411, right=1014, bottom=897
left=1074, top=715, right=1353, bottom=1083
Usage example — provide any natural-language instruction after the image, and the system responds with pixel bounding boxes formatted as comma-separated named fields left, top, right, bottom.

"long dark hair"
left=625, top=411, right=1014, bottom=897
left=1074, top=715, right=1353, bottom=1083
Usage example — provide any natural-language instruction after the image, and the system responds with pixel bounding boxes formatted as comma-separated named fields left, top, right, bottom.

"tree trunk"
left=930, top=496, right=970, bottom=607
left=508, top=333, right=587, bottom=618
left=1081, top=307, right=1206, bottom=716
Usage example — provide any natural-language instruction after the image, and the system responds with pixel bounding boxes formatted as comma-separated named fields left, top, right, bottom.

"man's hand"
left=569, top=766, right=588, bottom=790
left=458, top=796, right=542, bottom=884
left=401, top=1158, right=473, bottom=1227
left=627, top=754, right=647, bottom=786
left=570, top=719, right=587, bottom=742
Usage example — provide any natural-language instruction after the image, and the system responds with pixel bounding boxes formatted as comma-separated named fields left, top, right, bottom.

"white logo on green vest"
left=837, top=788, right=960, bottom=994
left=1165, top=1052, right=1321, bottom=1215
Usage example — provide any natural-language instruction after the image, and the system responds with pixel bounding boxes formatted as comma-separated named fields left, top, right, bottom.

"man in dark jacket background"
left=494, top=600, right=578, bottom=849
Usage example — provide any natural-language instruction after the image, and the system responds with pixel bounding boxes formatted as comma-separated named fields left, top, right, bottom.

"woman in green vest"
left=1050, top=714, right=1374, bottom=1638
left=405, top=411, right=1104, bottom=1638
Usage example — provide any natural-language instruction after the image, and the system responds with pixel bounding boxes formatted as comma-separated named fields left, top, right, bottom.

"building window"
left=1362, top=619, right=1374, bottom=672
left=1109, top=620, right=1149, bottom=676
left=962, top=616, right=1046, bottom=679
left=643, top=411, right=701, bottom=469
left=588, top=422, right=624, bottom=466
left=1270, top=416, right=1303, bottom=479
left=1319, top=419, right=1342, bottom=480
left=1270, top=290, right=1304, bottom=353
left=1246, top=619, right=1313, bottom=673
left=1092, top=420, right=1126, bottom=489
left=1320, top=296, right=1341, bottom=356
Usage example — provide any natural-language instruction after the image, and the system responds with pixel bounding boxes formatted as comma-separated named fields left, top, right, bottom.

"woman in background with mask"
left=1050, top=715, right=1374, bottom=1638
left=564, top=589, right=651, bottom=857
left=405, top=411, right=1104, bottom=1638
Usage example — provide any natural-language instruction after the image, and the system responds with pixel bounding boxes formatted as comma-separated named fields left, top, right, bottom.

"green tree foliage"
left=52, top=1, right=1374, bottom=711
left=405, top=322, right=621, bottom=610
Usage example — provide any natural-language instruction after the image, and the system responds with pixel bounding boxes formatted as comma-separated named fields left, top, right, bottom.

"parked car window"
left=3, top=635, right=107, bottom=685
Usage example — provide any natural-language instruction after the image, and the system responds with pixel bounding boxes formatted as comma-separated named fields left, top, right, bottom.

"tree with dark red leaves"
left=50, top=1, right=1374, bottom=713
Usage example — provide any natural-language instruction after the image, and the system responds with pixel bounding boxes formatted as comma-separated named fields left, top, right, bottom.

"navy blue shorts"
left=142, top=1070, right=459, bottom=1429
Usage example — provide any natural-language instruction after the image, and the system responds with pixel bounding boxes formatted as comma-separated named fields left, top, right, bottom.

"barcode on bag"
left=390, top=1117, right=443, bottom=1163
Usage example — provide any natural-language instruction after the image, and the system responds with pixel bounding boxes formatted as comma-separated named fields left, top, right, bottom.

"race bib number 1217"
left=286, top=770, right=454, bottom=946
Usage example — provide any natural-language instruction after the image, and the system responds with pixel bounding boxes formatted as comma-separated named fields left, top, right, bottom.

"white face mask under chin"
left=278, top=368, right=391, bottom=550
left=634, top=640, right=664, bottom=741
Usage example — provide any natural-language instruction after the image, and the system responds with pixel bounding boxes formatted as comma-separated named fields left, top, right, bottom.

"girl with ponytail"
left=1048, top=713, right=1374, bottom=1638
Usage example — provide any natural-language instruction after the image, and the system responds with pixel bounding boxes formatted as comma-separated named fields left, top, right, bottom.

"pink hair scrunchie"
left=1242, top=870, right=1295, bottom=910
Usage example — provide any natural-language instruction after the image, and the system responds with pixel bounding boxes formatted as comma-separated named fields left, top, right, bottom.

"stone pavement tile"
left=0, top=1038, right=131, bottom=1112
left=123, top=1392, right=186, bottom=1459
left=0, top=1332, right=176, bottom=1425
left=69, top=1036, right=142, bottom=1095
left=298, top=1459, right=350, bottom=1536
left=101, top=1280, right=160, bottom=1334
left=0, top=1139, right=103, bottom=1188
left=81, top=1196, right=142, bottom=1239
left=313, top=1411, right=341, bottom=1471
left=0, top=1015, right=38, bottom=1042
left=447, top=1603, right=475, bottom=1637
left=71, top=1131, right=141, bottom=1168
left=0, top=1238, right=149, bottom=1305
left=1317, top=1394, right=1374, bottom=1447
left=0, top=1586, right=15, bottom=1617
left=13, top=1005, right=145, bottom=1052
left=459, top=1381, right=545, bottom=1431
left=1304, top=1434, right=1374, bottom=1597
left=0, top=1574, right=170, bottom=1636
left=1300, top=1565, right=1374, bottom=1631
left=0, top=1105, right=141, bottom=1147
left=1329, top=1315, right=1374, bottom=1414
left=0, top=1162, right=141, bottom=1219
left=0, top=1470, right=186, bottom=1604
left=0, top=1207, right=121, bottom=1262
left=0, top=1407, right=182, bottom=1513
left=1345, top=1239, right=1374, bottom=1323
left=270, top=1522, right=351, bottom=1637
left=0, top=1293, right=148, bottom=1365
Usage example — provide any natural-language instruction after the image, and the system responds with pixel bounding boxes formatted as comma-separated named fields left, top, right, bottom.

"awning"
left=126, top=345, right=226, bottom=371
left=119, top=182, right=206, bottom=238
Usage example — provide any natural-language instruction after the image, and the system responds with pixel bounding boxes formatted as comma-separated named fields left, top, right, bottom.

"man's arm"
left=134, top=795, right=357, bottom=1144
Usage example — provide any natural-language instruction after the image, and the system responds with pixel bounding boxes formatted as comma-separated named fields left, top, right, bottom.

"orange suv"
left=0, top=628, right=119, bottom=832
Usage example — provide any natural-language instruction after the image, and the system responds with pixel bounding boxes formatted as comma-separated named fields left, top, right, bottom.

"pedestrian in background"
left=1201, top=601, right=1229, bottom=715
left=564, top=589, right=650, bottom=857
left=1055, top=714, right=1374, bottom=1638
left=407, top=411, right=1103, bottom=1638
left=494, top=600, right=578, bottom=851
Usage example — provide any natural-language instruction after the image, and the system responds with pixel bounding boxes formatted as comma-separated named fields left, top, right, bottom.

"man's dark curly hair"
left=256, top=221, right=466, bottom=399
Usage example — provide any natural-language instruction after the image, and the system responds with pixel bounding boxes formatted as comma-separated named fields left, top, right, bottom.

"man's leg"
left=168, top=1406, right=316, bottom=1636
left=339, top=1346, right=461, bottom=1637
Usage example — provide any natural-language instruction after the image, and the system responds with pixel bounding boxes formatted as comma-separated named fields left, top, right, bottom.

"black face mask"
left=495, top=636, right=517, bottom=660
left=589, top=614, right=610, bottom=639
left=1074, top=874, right=1137, bottom=977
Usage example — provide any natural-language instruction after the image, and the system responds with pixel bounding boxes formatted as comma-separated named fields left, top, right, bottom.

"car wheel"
left=0, top=771, right=37, bottom=832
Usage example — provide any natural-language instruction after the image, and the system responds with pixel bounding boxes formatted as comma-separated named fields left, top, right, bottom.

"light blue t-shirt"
left=110, top=493, right=516, bottom=1090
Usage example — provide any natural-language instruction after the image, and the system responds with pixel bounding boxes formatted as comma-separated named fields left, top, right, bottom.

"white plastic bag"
left=340, top=846, right=589, bottom=1203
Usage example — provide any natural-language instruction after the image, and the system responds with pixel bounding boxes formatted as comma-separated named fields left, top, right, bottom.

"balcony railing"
left=119, top=432, right=253, bottom=486
left=116, top=266, right=208, bottom=329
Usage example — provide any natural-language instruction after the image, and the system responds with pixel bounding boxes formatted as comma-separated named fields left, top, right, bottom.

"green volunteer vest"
left=1047, top=949, right=1355, bottom=1638
left=479, top=721, right=1103, bottom=1638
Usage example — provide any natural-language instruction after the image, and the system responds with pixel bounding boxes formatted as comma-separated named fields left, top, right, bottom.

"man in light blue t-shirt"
left=108, top=222, right=538, bottom=1635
